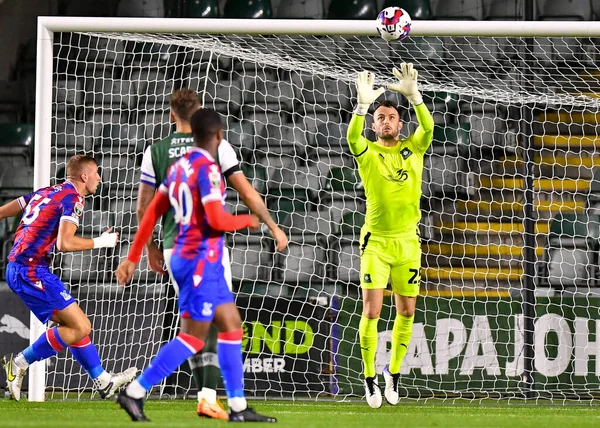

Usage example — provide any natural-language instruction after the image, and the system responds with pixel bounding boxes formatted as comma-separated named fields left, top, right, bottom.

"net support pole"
left=521, top=0, right=537, bottom=399
left=29, top=17, right=54, bottom=402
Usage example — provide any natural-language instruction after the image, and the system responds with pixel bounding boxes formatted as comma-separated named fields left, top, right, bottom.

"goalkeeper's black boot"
left=229, top=407, right=277, bottom=423
left=116, top=390, right=150, bottom=422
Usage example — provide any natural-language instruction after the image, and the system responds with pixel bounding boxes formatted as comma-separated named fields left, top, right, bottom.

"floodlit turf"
left=0, top=399, right=599, bottom=428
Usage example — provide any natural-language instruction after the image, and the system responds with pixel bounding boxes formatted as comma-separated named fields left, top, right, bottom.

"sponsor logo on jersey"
left=401, top=147, right=413, bottom=160
left=202, top=302, right=213, bottom=317
left=209, top=164, right=221, bottom=188
left=60, top=290, right=72, bottom=301
left=395, top=168, right=409, bottom=181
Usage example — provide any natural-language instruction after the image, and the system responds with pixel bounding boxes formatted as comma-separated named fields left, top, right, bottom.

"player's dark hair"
left=66, top=155, right=97, bottom=179
left=170, top=89, right=201, bottom=122
left=190, top=108, right=223, bottom=147
left=373, top=100, right=402, bottom=116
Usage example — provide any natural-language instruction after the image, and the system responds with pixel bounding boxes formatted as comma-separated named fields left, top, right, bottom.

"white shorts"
left=163, top=247, right=233, bottom=295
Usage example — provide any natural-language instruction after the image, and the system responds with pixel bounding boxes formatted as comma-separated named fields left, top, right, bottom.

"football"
left=376, top=7, right=412, bottom=42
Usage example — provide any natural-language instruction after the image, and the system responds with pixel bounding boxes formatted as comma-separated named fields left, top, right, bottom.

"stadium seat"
left=434, top=0, right=483, bottom=19
left=458, top=102, right=508, bottom=150
left=55, top=79, right=84, bottom=113
left=243, top=78, right=295, bottom=115
left=240, top=163, right=268, bottom=195
left=276, top=0, right=325, bottom=19
left=95, top=123, right=145, bottom=154
left=382, top=0, right=431, bottom=19
left=84, top=77, right=134, bottom=110
left=277, top=210, right=329, bottom=284
left=312, top=122, right=349, bottom=154
left=52, top=117, right=94, bottom=157
left=229, top=234, right=274, bottom=281
left=544, top=213, right=600, bottom=287
left=418, top=91, right=459, bottom=126
left=140, top=109, right=173, bottom=142
left=485, top=0, right=530, bottom=20
left=0, top=163, right=34, bottom=197
left=0, top=81, right=25, bottom=123
left=223, top=0, right=272, bottom=18
left=61, top=248, right=113, bottom=284
left=255, top=123, right=307, bottom=154
left=225, top=120, right=255, bottom=159
left=276, top=0, right=324, bottom=18
left=540, top=0, right=592, bottom=20
left=327, top=0, right=377, bottom=19
left=0, top=124, right=34, bottom=161
left=325, top=166, right=362, bottom=192
left=393, top=36, right=444, bottom=69
left=295, top=77, right=352, bottom=113
left=80, top=211, right=115, bottom=235
left=117, top=0, right=165, bottom=16
left=328, top=211, right=365, bottom=285
left=186, top=72, right=243, bottom=116
left=588, top=168, right=600, bottom=209
left=186, top=0, right=220, bottom=17
left=426, top=123, right=470, bottom=196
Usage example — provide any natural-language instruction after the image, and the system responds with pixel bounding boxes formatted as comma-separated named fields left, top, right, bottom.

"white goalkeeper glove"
left=93, top=229, right=119, bottom=249
left=388, top=62, right=423, bottom=106
left=354, top=71, right=386, bottom=116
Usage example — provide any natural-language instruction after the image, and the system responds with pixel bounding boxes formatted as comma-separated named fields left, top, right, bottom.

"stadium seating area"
left=2, top=0, right=600, bottom=296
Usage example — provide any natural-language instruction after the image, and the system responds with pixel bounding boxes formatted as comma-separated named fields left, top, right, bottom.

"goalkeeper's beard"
left=377, top=130, right=399, bottom=145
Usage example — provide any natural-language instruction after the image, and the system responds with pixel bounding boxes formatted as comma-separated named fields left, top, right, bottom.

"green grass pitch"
left=0, top=399, right=599, bottom=428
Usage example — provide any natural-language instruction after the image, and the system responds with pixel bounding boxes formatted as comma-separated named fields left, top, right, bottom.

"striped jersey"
left=140, top=132, right=241, bottom=249
left=9, top=181, right=84, bottom=266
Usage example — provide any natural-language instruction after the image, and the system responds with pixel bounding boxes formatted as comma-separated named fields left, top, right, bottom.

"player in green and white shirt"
left=346, top=64, right=434, bottom=408
left=137, top=89, right=288, bottom=419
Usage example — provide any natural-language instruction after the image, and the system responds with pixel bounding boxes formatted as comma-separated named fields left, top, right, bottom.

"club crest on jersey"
left=74, top=202, right=84, bottom=217
left=401, top=148, right=413, bottom=160
left=209, top=164, right=221, bottom=188
left=364, top=274, right=372, bottom=283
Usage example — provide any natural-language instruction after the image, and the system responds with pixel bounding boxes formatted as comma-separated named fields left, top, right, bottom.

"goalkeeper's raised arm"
left=387, top=62, right=434, bottom=153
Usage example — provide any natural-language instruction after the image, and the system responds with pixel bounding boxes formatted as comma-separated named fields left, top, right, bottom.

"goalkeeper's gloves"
left=93, top=229, right=119, bottom=249
left=354, top=71, right=386, bottom=116
left=388, top=62, right=423, bottom=106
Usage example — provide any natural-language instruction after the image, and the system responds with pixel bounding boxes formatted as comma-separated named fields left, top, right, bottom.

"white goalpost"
left=33, top=16, right=600, bottom=402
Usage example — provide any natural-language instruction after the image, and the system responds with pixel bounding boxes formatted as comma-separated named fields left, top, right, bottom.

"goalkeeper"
left=347, top=63, right=433, bottom=408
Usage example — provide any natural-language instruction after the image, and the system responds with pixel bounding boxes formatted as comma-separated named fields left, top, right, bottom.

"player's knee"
left=77, top=318, right=92, bottom=339
left=362, top=307, right=382, bottom=319
left=398, top=307, right=415, bottom=318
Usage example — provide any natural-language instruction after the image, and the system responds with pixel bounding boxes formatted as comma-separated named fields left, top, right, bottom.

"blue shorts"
left=6, top=262, right=76, bottom=324
left=169, top=253, right=234, bottom=322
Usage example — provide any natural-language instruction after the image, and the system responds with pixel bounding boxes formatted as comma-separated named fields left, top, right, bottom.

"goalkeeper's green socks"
left=359, top=315, right=379, bottom=378
left=389, top=314, right=414, bottom=374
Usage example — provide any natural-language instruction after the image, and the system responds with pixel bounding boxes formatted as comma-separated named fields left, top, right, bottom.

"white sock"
left=201, top=388, right=217, bottom=404
left=93, top=371, right=111, bottom=389
left=14, top=353, right=29, bottom=370
left=126, top=380, right=147, bottom=399
left=228, top=397, right=247, bottom=413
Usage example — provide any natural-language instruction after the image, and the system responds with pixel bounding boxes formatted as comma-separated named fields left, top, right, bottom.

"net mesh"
left=47, top=29, right=600, bottom=401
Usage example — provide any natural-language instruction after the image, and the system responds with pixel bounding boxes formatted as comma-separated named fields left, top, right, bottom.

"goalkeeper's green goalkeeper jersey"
left=140, top=133, right=241, bottom=249
left=346, top=103, right=434, bottom=235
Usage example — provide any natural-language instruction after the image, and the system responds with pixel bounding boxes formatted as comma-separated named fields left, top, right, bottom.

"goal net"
left=40, top=18, right=600, bottom=402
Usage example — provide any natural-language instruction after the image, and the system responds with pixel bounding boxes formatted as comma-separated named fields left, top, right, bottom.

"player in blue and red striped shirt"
left=0, top=155, right=137, bottom=400
left=115, top=109, right=276, bottom=423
